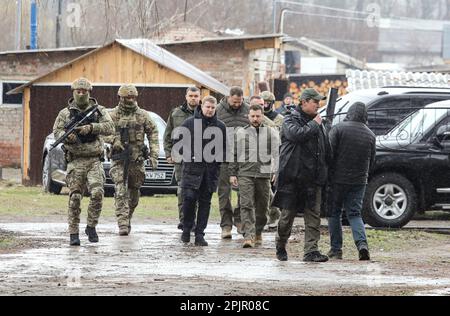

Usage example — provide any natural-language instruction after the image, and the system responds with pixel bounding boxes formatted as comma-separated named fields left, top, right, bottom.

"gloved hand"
left=66, top=133, right=78, bottom=144
left=75, top=124, right=93, bottom=136
left=150, top=158, right=158, bottom=170
left=112, top=138, right=125, bottom=152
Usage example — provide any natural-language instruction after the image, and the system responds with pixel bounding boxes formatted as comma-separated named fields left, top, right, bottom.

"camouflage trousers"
left=109, top=161, right=145, bottom=229
left=239, top=177, right=270, bottom=241
left=66, top=157, right=105, bottom=235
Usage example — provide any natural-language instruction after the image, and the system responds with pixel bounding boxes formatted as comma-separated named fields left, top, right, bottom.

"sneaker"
left=181, top=232, right=190, bottom=243
left=243, top=239, right=255, bottom=248
left=303, top=251, right=329, bottom=263
left=276, top=245, right=288, bottom=261
left=195, top=236, right=208, bottom=247
left=70, top=234, right=80, bottom=247
left=327, top=249, right=343, bottom=260
left=119, top=226, right=129, bottom=236
left=255, top=234, right=263, bottom=245
left=85, top=226, right=99, bottom=243
left=221, top=227, right=232, bottom=239
left=359, top=245, right=371, bottom=261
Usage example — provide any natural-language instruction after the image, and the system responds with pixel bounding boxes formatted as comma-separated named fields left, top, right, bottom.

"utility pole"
left=56, top=0, right=62, bottom=48
left=184, top=0, right=188, bottom=22
left=15, top=0, right=22, bottom=50
left=30, top=0, right=38, bottom=49
left=272, top=0, right=277, bottom=33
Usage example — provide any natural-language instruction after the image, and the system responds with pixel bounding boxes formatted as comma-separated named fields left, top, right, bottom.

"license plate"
left=146, top=171, right=166, bottom=180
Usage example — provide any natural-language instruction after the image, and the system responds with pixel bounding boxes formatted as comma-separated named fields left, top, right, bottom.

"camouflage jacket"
left=105, top=103, right=159, bottom=163
left=163, top=103, right=196, bottom=158
left=53, top=98, right=114, bottom=158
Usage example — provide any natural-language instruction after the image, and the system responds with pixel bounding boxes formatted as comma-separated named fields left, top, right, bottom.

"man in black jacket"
left=273, top=89, right=330, bottom=262
left=176, top=96, right=227, bottom=246
left=327, top=102, right=375, bottom=261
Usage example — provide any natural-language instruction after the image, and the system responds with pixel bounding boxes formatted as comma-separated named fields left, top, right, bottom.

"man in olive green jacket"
left=229, top=103, right=280, bottom=248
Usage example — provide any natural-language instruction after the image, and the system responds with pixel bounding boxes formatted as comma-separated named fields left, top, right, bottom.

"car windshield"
left=388, top=107, right=450, bottom=142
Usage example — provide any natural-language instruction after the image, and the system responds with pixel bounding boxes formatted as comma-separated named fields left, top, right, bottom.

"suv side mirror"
left=436, top=124, right=450, bottom=141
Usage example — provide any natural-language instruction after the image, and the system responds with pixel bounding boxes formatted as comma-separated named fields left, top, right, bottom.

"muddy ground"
left=0, top=173, right=449, bottom=296
left=0, top=221, right=449, bottom=296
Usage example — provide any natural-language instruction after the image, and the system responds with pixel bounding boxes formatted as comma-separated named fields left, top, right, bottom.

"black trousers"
left=182, top=174, right=213, bottom=237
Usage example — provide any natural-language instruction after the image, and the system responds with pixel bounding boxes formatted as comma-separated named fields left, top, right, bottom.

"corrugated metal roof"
left=116, top=39, right=229, bottom=95
left=9, top=39, right=229, bottom=95
left=157, top=33, right=284, bottom=46
left=284, top=36, right=366, bottom=70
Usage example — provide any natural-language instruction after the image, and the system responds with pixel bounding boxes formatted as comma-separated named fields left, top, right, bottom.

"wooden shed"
left=9, top=39, right=229, bottom=185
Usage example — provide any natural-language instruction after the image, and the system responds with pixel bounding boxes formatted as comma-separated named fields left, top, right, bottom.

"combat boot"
left=195, top=235, right=208, bottom=247
left=303, top=251, right=329, bottom=263
left=221, top=227, right=232, bottom=239
left=181, top=231, right=191, bottom=243
left=276, top=245, right=288, bottom=261
left=255, top=234, right=263, bottom=245
left=327, top=249, right=343, bottom=260
left=358, top=245, right=371, bottom=261
left=243, top=239, right=255, bottom=248
left=85, top=226, right=99, bottom=243
left=119, top=226, right=129, bottom=236
left=70, top=234, right=80, bottom=247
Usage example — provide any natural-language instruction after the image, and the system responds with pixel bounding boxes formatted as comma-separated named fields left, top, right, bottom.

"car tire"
left=363, top=173, right=417, bottom=228
left=42, top=153, right=62, bottom=195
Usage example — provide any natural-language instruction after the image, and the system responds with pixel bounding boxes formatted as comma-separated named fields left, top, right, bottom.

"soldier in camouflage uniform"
left=106, top=85, right=159, bottom=236
left=53, top=78, right=114, bottom=246
left=163, top=87, right=201, bottom=230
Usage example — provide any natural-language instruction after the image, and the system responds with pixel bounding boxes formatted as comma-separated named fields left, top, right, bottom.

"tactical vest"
left=69, top=108, right=100, bottom=143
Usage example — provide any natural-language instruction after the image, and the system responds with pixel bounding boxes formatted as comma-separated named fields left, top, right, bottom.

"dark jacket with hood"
left=329, top=102, right=376, bottom=185
left=272, top=107, right=332, bottom=211
left=178, top=106, right=227, bottom=193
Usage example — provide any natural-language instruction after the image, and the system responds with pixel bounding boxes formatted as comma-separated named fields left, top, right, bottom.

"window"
left=368, top=98, right=412, bottom=135
left=1, top=82, right=25, bottom=105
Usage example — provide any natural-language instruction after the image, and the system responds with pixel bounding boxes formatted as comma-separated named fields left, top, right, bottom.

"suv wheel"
left=42, top=153, right=62, bottom=195
left=363, top=173, right=417, bottom=228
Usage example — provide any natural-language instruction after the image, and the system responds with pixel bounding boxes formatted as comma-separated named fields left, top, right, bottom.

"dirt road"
left=0, top=221, right=449, bottom=296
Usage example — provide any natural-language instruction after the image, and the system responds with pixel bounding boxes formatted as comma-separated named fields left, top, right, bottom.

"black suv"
left=323, top=87, right=450, bottom=135
left=363, top=101, right=450, bottom=228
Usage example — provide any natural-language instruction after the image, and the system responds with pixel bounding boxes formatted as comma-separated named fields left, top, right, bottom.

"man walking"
left=217, top=87, right=249, bottom=239
left=52, top=78, right=114, bottom=246
left=177, top=96, right=226, bottom=246
left=327, top=102, right=375, bottom=261
left=229, top=103, right=279, bottom=248
left=107, top=85, right=159, bottom=236
left=164, top=87, right=201, bottom=230
left=273, top=88, right=331, bottom=262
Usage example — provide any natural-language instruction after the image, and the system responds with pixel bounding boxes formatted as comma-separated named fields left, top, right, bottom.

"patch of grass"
left=0, top=185, right=232, bottom=221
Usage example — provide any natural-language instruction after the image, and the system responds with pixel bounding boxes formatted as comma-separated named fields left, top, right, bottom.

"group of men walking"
left=54, top=77, right=375, bottom=263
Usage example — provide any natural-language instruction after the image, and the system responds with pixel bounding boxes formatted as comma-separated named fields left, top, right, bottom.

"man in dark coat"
left=327, top=102, right=375, bottom=261
left=273, top=88, right=331, bottom=262
left=176, top=96, right=226, bottom=246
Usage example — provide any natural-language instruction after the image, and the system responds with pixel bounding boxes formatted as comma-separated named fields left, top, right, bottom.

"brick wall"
left=164, top=41, right=250, bottom=92
left=0, top=106, right=22, bottom=168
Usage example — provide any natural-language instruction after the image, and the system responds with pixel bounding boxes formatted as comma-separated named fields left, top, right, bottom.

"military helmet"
left=260, top=91, right=275, bottom=102
left=118, top=85, right=139, bottom=97
left=71, top=78, right=93, bottom=91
